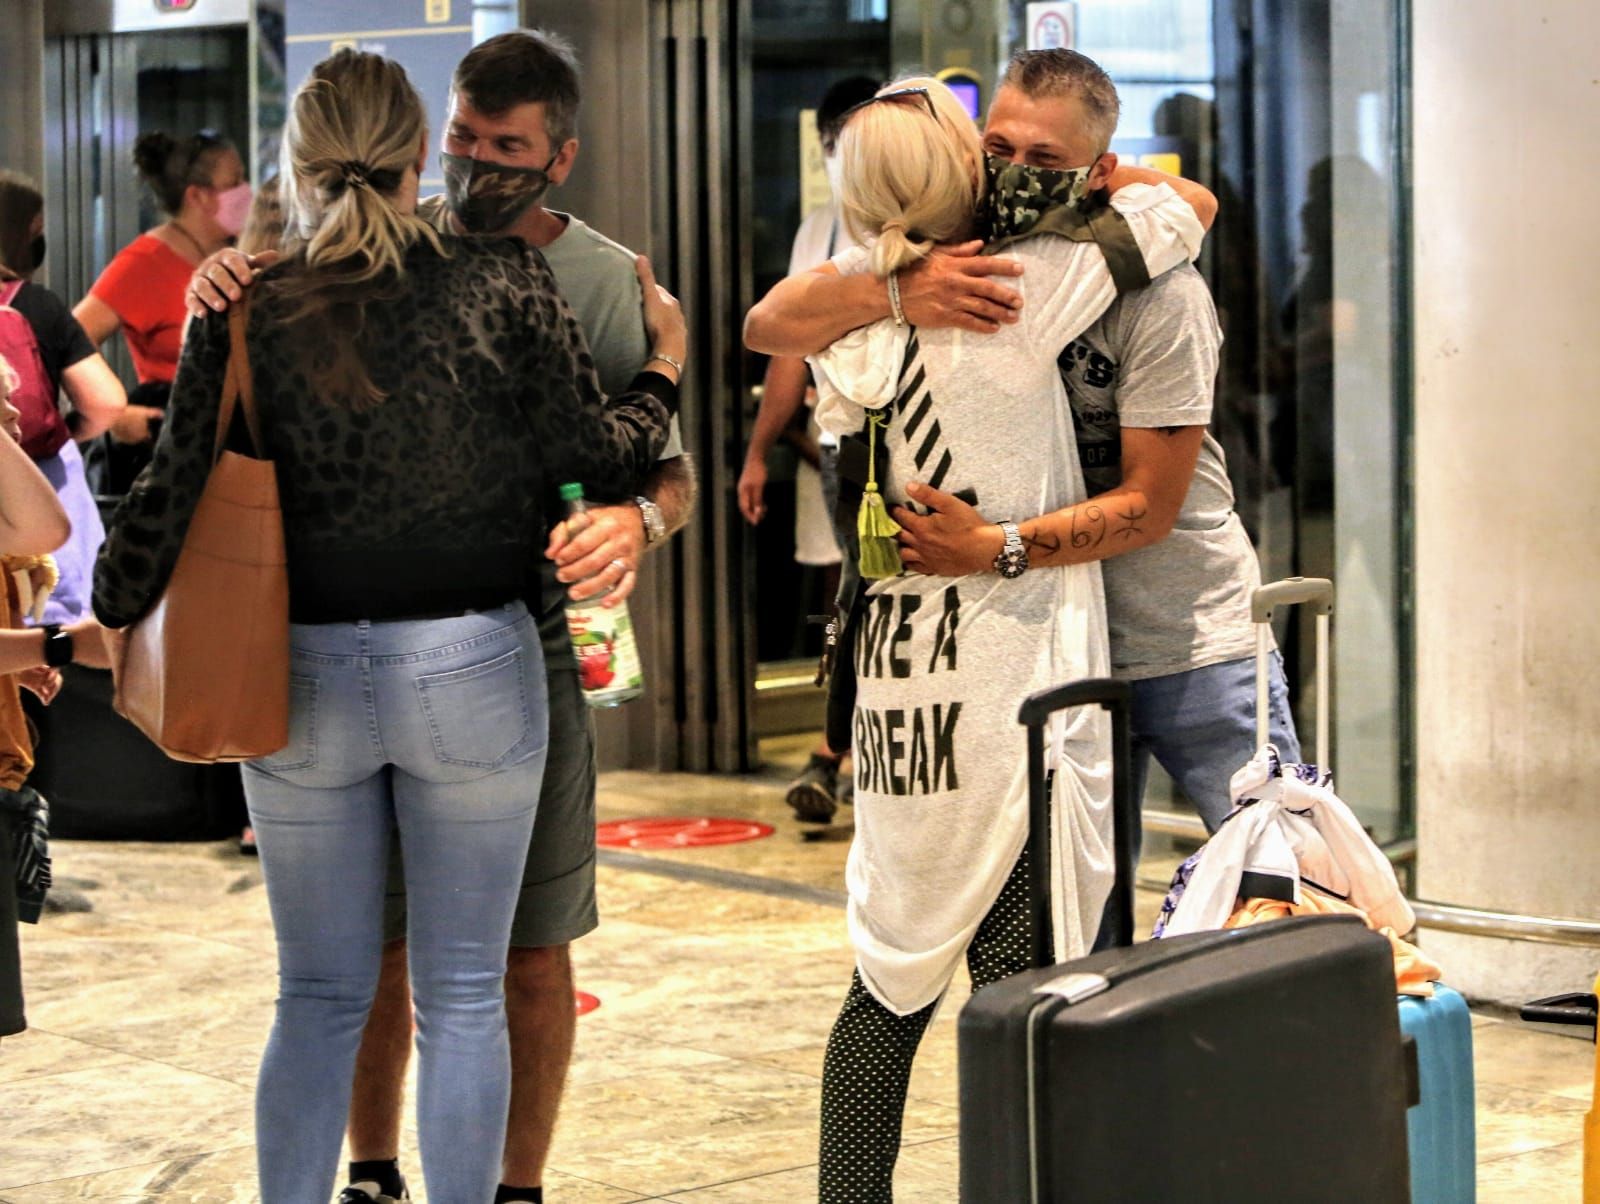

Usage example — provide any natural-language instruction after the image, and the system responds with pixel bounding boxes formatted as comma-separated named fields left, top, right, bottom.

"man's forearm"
left=747, top=356, right=812, bottom=464
left=1019, top=485, right=1173, bottom=567
left=642, top=453, right=697, bottom=544
left=743, top=271, right=889, bottom=358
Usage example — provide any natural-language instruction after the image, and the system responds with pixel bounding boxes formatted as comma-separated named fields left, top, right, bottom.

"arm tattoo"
left=1069, top=503, right=1107, bottom=550
left=1023, top=529, right=1062, bottom=555
left=1113, top=499, right=1148, bottom=542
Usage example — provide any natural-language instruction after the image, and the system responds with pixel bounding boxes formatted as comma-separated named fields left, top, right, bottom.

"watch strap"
left=41, top=623, right=72, bottom=668
left=636, top=495, right=666, bottom=545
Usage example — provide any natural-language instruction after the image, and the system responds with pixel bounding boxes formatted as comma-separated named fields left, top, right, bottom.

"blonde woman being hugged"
left=805, top=77, right=1205, bottom=1203
left=93, top=51, right=682, bottom=1203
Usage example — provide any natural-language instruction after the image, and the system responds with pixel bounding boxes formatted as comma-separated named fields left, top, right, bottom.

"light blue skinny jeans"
left=242, top=602, right=548, bottom=1204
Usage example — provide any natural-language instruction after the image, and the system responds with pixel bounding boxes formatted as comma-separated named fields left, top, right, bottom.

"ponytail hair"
left=835, top=77, right=985, bottom=277
left=271, top=49, right=443, bottom=407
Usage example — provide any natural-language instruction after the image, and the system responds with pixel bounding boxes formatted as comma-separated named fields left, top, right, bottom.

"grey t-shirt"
left=417, top=196, right=683, bottom=658
left=1059, top=263, right=1262, bottom=680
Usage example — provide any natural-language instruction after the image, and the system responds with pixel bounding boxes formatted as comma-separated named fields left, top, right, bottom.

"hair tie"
left=340, top=161, right=373, bottom=189
left=881, top=218, right=909, bottom=236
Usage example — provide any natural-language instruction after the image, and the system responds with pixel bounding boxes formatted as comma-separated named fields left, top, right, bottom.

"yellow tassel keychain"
left=856, top=411, right=902, bottom=579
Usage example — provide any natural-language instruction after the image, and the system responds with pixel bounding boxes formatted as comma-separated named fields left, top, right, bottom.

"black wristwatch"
left=40, top=623, right=74, bottom=668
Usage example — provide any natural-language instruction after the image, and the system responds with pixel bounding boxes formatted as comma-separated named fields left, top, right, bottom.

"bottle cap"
left=559, top=482, right=585, bottom=502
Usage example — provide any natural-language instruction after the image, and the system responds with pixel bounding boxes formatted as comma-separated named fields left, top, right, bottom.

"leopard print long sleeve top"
left=92, top=236, right=675, bottom=627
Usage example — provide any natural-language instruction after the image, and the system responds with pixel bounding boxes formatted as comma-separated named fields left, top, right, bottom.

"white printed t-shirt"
left=812, top=183, right=1204, bottom=1014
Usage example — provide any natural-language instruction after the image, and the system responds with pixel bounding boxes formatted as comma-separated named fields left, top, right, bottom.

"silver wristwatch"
left=636, top=495, right=667, bottom=546
left=993, top=521, right=1029, bottom=579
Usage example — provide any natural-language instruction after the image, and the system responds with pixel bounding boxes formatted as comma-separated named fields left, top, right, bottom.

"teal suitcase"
left=1398, top=985, right=1476, bottom=1203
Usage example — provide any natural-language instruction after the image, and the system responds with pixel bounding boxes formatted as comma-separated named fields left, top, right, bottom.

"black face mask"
left=26, top=234, right=44, bottom=273
left=440, top=152, right=559, bottom=234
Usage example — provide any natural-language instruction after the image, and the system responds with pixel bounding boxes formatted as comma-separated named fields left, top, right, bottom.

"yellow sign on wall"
left=1138, top=152, right=1183, bottom=178
left=426, top=0, right=451, bottom=23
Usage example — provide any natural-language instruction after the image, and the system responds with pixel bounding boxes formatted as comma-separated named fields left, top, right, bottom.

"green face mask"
left=981, top=154, right=1096, bottom=241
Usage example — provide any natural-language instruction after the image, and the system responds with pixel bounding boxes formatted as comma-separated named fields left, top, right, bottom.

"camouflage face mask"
left=981, top=154, right=1096, bottom=242
left=440, top=151, right=558, bottom=234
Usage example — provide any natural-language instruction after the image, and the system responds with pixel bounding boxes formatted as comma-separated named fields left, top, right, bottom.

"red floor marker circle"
left=574, top=991, right=601, bottom=1016
left=595, top=816, right=775, bottom=850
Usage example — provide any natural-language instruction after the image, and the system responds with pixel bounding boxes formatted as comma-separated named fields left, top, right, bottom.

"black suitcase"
left=957, top=679, right=1413, bottom=1203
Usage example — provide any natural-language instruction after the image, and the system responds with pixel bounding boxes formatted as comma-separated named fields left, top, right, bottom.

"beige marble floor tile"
left=567, top=1023, right=736, bottom=1088
left=656, top=1136, right=956, bottom=1202
left=572, top=952, right=860, bottom=1060
left=17, top=931, right=275, bottom=1087
left=2, top=1145, right=259, bottom=1202
left=892, top=1135, right=960, bottom=1199
left=0, top=1060, right=253, bottom=1189
left=590, top=868, right=849, bottom=957
left=0, top=1026, right=139, bottom=1085
left=545, top=1060, right=956, bottom=1198
left=1474, top=1082, right=1589, bottom=1162
left=1473, top=1018, right=1597, bottom=1101
left=1476, top=1139, right=1586, bottom=1203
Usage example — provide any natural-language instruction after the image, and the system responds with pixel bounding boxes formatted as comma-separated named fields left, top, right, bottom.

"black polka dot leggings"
left=818, top=846, right=1035, bottom=1204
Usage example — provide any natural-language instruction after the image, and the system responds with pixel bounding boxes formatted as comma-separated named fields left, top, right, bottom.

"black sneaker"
left=785, top=753, right=840, bottom=824
left=338, top=1180, right=410, bottom=1204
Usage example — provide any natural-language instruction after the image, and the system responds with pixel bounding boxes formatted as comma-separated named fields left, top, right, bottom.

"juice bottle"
left=559, top=482, right=645, bottom=707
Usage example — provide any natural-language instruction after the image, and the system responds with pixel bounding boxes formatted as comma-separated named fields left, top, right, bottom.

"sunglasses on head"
left=838, top=86, right=939, bottom=127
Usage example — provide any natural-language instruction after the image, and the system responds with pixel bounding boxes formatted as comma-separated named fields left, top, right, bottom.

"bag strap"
left=212, top=299, right=263, bottom=463
left=0, top=280, right=22, bottom=307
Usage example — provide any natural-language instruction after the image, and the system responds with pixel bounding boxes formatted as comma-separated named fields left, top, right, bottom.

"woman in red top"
left=74, top=130, right=250, bottom=489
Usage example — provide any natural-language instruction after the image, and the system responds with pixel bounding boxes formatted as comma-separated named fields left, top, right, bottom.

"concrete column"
left=1412, top=0, right=1600, bottom=1004
left=0, top=0, right=45, bottom=184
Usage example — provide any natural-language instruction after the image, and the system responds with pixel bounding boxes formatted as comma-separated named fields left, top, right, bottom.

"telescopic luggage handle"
left=1018, top=679, right=1135, bottom=966
left=1251, top=577, right=1334, bottom=769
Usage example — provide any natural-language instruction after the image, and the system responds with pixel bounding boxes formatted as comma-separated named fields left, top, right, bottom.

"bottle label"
left=567, top=601, right=644, bottom=703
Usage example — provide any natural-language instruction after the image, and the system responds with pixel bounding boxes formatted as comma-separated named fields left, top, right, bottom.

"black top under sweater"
left=92, top=236, right=676, bottom=627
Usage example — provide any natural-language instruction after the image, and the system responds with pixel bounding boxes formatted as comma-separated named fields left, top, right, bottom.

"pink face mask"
left=212, top=183, right=254, bottom=237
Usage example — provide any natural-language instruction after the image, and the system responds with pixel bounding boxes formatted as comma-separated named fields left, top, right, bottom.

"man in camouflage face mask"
left=979, top=76, right=1115, bottom=243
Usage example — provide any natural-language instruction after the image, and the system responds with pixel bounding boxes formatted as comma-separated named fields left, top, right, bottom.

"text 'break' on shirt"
left=810, top=182, right=1205, bottom=1015
left=416, top=195, right=682, bottom=661
left=1059, top=262, right=1264, bottom=680
left=87, top=234, right=194, bottom=384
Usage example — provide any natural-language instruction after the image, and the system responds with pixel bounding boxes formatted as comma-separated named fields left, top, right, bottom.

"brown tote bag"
left=111, top=301, right=289, bottom=763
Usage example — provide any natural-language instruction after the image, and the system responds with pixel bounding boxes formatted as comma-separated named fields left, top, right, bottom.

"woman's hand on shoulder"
left=637, top=255, right=687, bottom=380
left=185, top=248, right=281, bottom=319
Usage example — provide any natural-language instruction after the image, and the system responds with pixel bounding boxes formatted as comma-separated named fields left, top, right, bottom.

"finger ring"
left=612, top=558, right=627, bottom=572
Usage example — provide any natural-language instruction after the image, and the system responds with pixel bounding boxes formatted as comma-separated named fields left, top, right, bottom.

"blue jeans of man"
left=242, top=603, right=548, bottom=1204
left=1129, top=650, right=1301, bottom=845
left=1093, top=652, right=1300, bottom=949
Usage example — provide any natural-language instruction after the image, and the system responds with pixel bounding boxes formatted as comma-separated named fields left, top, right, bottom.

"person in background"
left=95, top=50, right=681, bottom=1203
left=74, top=130, right=250, bottom=492
left=738, top=75, right=879, bottom=826
left=0, top=352, right=111, bottom=1044
left=0, top=171, right=127, bottom=624
left=187, top=31, right=698, bottom=1204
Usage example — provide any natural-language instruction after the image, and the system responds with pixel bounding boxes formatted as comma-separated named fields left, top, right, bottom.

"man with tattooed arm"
left=744, top=49, right=1297, bottom=868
